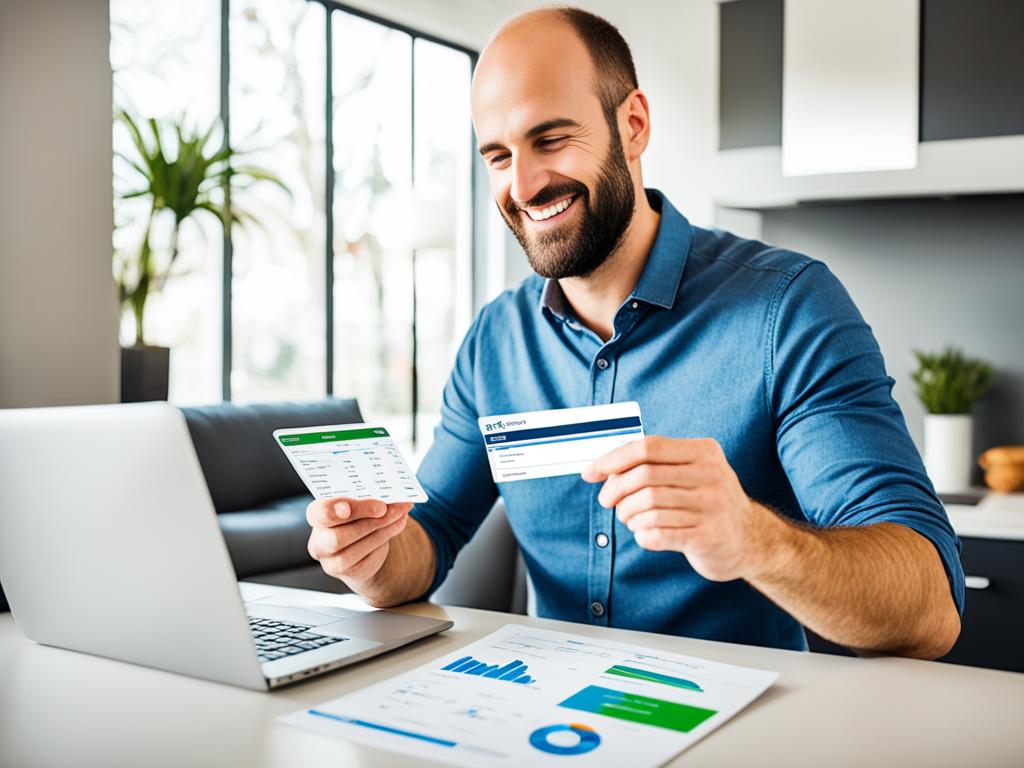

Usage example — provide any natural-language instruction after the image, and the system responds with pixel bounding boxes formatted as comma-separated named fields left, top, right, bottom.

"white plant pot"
left=924, top=414, right=974, bottom=493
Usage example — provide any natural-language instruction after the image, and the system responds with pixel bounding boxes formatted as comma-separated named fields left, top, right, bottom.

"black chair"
left=181, top=398, right=364, bottom=593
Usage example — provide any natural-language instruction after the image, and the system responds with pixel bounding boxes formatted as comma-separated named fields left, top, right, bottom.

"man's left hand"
left=581, top=436, right=778, bottom=582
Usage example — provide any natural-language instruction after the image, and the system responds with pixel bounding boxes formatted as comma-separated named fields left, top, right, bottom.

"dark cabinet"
left=806, top=536, right=1024, bottom=673
left=719, top=0, right=1024, bottom=149
left=938, top=536, right=1024, bottom=672
left=920, top=0, right=1024, bottom=141
left=718, top=0, right=783, bottom=150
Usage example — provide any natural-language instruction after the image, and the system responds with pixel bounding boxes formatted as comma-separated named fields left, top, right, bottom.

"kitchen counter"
left=945, top=493, right=1024, bottom=541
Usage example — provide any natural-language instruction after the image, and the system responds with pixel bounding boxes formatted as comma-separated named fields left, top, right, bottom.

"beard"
left=500, top=130, right=636, bottom=280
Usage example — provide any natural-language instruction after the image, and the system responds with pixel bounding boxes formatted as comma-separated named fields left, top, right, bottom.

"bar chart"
left=441, top=655, right=536, bottom=684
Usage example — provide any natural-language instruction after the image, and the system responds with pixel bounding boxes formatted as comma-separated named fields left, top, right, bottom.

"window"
left=230, top=0, right=327, bottom=403
left=111, top=0, right=223, bottom=405
left=111, top=1, right=478, bottom=453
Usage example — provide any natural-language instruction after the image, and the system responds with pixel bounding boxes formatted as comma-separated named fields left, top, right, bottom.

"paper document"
left=280, top=623, right=778, bottom=767
left=274, top=423, right=427, bottom=503
left=479, top=402, right=645, bottom=482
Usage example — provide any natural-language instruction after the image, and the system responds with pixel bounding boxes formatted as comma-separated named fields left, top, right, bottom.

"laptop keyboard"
left=248, top=616, right=348, bottom=663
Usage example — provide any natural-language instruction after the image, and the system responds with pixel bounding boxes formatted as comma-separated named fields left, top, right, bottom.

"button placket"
left=588, top=346, right=616, bottom=627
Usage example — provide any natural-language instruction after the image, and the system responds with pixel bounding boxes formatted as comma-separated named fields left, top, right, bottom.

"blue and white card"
left=478, top=402, right=644, bottom=483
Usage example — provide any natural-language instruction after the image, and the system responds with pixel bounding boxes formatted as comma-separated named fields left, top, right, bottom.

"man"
left=306, top=7, right=963, bottom=658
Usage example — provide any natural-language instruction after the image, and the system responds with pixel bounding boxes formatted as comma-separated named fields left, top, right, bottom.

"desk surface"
left=2, top=603, right=1022, bottom=768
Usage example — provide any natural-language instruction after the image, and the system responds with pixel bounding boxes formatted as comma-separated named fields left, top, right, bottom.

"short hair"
left=553, top=6, right=638, bottom=125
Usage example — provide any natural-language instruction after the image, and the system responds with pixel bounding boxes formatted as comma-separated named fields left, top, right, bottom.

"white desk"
left=1, top=603, right=1022, bottom=767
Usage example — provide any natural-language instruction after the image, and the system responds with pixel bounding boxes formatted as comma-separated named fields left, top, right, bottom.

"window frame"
left=215, top=0, right=483, bottom=448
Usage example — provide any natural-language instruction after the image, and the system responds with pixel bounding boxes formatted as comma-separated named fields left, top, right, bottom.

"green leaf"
left=113, top=110, right=291, bottom=341
left=910, top=347, right=994, bottom=414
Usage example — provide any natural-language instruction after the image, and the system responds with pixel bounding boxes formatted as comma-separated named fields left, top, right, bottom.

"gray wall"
left=761, top=196, right=1024, bottom=469
left=0, top=0, right=119, bottom=408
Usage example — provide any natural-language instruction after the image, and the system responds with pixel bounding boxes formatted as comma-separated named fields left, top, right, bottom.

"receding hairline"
left=483, top=6, right=639, bottom=120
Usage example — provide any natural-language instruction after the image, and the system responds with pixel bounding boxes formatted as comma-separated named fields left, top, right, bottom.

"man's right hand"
left=306, top=497, right=412, bottom=592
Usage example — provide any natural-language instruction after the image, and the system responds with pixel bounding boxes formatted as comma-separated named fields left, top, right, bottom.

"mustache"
left=506, top=182, right=587, bottom=218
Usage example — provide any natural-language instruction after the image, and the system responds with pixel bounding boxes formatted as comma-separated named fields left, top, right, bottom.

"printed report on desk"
left=274, top=423, right=427, bottom=504
left=478, top=402, right=644, bottom=483
left=280, top=623, right=779, bottom=768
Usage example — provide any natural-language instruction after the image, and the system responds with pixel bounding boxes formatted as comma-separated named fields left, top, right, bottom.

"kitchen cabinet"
left=715, top=0, right=1024, bottom=207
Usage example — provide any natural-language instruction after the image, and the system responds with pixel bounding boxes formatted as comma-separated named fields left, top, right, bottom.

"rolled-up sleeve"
left=769, top=261, right=965, bottom=615
left=410, top=312, right=498, bottom=596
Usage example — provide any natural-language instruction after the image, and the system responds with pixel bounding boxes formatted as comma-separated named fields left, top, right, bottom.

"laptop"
left=0, top=402, right=452, bottom=691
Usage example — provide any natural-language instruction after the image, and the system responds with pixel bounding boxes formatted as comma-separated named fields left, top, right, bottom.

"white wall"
left=595, top=0, right=719, bottom=227
left=0, top=0, right=119, bottom=408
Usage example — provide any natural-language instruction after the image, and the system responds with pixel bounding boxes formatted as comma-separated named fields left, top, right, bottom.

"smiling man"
left=305, top=7, right=964, bottom=658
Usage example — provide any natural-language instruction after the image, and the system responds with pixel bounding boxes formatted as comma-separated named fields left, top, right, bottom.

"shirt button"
left=590, top=601, right=605, bottom=617
left=596, top=358, right=609, bottom=370
left=595, top=533, right=609, bottom=548
left=630, top=301, right=639, bottom=310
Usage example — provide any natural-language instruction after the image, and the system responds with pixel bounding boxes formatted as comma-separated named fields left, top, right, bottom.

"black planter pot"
left=120, top=345, right=170, bottom=402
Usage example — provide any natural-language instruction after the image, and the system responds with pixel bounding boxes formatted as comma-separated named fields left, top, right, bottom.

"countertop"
left=945, top=492, right=1024, bottom=541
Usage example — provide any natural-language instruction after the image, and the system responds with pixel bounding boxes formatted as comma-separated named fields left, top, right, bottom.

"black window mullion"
left=220, top=0, right=233, bottom=402
left=325, top=7, right=335, bottom=397
left=410, top=35, right=418, bottom=449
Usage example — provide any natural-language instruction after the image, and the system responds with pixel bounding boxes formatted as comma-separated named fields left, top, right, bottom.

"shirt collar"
left=538, top=188, right=692, bottom=317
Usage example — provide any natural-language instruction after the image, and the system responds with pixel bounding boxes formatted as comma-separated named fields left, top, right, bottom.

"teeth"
left=526, top=196, right=573, bottom=221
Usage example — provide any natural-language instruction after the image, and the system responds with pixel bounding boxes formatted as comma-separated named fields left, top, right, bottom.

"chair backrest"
left=431, top=499, right=527, bottom=614
left=181, top=398, right=362, bottom=513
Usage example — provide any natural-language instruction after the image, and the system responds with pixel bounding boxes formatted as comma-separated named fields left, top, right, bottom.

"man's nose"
left=509, top=154, right=550, bottom=207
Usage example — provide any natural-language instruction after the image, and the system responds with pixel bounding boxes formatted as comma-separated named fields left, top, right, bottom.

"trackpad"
left=316, top=612, right=433, bottom=642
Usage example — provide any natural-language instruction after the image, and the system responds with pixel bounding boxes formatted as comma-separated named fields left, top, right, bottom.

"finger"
left=597, top=463, right=712, bottom=509
left=614, top=486, right=704, bottom=523
left=307, top=497, right=354, bottom=527
left=386, top=501, right=414, bottom=517
left=582, top=436, right=719, bottom=482
left=319, top=516, right=408, bottom=578
left=634, top=526, right=691, bottom=553
left=622, top=507, right=700, bottom=532
left=307, top=505, right=408, bottom=560
left=306, top=497, right=390, bottom=528
left=337, top=542, right=391, bottom=583
left=345, top=498, right=392, bottom=521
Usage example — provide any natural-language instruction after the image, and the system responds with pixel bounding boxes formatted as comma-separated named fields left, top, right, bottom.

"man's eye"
left=538, top=136, right=568, bottom=149
left=488, top=153, right=511, bottom=167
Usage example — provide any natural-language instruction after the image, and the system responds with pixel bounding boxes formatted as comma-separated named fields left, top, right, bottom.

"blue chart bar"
left=307, top=710, right=457, bottom=748
left=441, top=655, right=535, bottom=685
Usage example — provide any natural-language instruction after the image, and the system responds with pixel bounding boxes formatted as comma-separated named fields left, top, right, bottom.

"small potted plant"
left=911, top=347, right=993, bottom=493
left=114, top=110, right=285, bottom=401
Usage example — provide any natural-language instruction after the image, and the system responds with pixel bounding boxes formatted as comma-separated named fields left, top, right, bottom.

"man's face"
left=471, top=21, right=636, bottom=279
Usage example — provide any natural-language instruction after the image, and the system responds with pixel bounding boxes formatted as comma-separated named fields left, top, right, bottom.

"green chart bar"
left=605, top=665, right=703, bottom=692
left=559, top=685, right=717, bottom=733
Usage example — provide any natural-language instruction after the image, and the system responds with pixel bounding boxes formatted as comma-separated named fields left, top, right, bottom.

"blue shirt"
left=411, top=189, right=964, bottom=651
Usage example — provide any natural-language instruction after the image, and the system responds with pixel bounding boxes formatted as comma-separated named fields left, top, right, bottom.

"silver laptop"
left=0, top=402, right=451, bottom=690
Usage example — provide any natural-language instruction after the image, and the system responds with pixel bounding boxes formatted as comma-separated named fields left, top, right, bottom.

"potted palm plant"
left=114, top=110, right=285, bottom=401
left=911, top=347, right=993, bottom=493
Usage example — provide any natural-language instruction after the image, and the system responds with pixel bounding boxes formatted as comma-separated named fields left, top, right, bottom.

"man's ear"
left=620, top=89, right=651, bottom=161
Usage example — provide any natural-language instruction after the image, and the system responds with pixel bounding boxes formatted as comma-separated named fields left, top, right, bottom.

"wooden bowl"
left=978, top=446, right=1024, bottom=493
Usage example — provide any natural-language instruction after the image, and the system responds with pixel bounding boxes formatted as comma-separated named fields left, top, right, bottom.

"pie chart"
left=529, top=723, right=601, bottom=755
